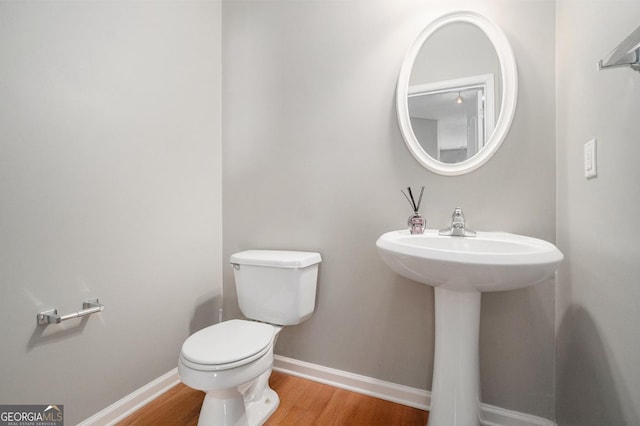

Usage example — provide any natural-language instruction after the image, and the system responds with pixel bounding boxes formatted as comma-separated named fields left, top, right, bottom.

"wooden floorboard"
left=118, top=371, right=428, bottom=425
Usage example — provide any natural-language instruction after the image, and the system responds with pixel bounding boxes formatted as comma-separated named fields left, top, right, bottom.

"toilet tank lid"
left=231, top=250, right=321, bottom=268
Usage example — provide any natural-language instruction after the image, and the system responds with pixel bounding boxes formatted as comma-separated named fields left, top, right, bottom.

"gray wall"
left=222, top=0, right=557, bottom=418
left=556, top=2, right=640, bottom=425
left=0, top=2, right=222, bottom=424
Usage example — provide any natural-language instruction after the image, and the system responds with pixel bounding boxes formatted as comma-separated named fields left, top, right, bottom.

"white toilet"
left=178, top=250, right=321, bottom=426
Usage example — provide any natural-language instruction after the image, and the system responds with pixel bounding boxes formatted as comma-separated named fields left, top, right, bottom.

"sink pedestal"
left=429, top=287, right=481, bottom=426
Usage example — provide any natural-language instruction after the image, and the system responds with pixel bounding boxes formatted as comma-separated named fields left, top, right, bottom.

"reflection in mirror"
left=408, top=74, right=495, bottom=163
left=396, top=11, right=518, bottom=176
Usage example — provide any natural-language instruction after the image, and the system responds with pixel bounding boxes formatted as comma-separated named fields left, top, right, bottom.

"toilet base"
left=196, top=370, right=280, bottom=426
left=247, top=387, right=279, bottom=426
left=197, top=388, right=279, bottom=426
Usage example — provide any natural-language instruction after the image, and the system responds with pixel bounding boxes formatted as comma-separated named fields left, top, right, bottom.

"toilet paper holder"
left=37, top=298, right=104, bottom=326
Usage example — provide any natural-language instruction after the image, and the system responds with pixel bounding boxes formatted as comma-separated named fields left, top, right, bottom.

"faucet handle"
left=452, top=207, right=465, bottom=221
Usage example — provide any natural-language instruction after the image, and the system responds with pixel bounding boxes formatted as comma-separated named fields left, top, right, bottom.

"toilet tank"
left=230, top=250, right=321, bottom=326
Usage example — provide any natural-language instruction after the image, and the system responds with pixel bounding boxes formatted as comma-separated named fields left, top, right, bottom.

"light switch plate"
left=584, top=138, right=597, bottom=179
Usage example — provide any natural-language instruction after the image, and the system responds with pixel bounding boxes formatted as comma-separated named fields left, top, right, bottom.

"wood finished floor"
left=117, top=371, right=429, bottom=425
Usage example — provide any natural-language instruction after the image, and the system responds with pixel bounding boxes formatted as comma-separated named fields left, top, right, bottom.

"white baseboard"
left=77, top=368, right=179, bottom=426
left=481, top=403, right=557, bottom=426
left=79, top=356, right=556, bottom=426
left=273, top=355, right=556, bottom=426
left=273, top=354, right=429, bottom=410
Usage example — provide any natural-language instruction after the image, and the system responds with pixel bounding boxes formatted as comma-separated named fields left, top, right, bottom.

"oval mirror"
left=396, top=11, right=518, bottom=175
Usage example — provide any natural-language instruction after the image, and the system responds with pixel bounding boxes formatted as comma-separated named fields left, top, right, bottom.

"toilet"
left=178, top=250, right=321, bottom=426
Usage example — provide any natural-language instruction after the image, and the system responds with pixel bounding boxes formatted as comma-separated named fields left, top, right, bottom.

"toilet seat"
left=180, top=319, right=274, bottom=372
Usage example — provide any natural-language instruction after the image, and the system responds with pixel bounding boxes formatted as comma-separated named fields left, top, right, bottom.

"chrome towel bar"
left=37, top=298, right=104, bottom=326
left=599, top=24, right=640, bottom=72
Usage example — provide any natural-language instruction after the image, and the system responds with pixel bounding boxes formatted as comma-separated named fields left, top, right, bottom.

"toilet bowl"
left=178, top=250, right=321, bottom=426
left=178, top=319, right=283, bottom=426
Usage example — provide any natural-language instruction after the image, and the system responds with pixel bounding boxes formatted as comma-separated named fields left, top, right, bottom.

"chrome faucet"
left=439, top=207, right=476, bottom=237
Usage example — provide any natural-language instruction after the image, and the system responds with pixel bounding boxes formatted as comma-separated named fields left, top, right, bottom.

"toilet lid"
left=181, top=319, right=274, bottom=367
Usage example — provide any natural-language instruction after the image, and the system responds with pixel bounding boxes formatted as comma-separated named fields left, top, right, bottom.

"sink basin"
left=376, top=229, right=563, bottom=426
left=376, top=229, right=563, bottom=292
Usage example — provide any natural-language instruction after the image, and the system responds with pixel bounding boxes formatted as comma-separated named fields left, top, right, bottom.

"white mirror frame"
left=396, top=11, right=518, bottom=176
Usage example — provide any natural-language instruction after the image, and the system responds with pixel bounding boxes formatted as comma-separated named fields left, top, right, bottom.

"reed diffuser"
left=401, top=186, right=426, bottom=234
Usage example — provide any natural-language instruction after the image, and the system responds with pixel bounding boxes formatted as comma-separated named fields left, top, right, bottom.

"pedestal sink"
left=376, top=229, right=563, bottom=426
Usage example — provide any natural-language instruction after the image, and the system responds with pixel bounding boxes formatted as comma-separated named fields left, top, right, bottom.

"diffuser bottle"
left=401, top=186, right=426, bottom=234
left=408, top=212, right=425, bottom=234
